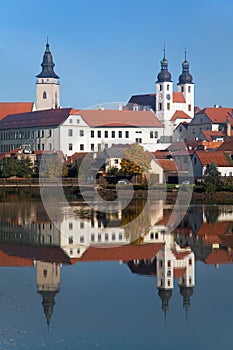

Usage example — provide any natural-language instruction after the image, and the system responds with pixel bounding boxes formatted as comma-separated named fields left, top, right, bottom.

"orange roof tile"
left=173, top=92, right=186, bottom=103
left=70, top=243, right=164, bottom=263
left=74, top=110, right=163, bottom=128
left=156, top=159, right=178, bottom=172
left=174, top=267, right=186, bottom=278
left=201, top=130, right=225, bottom=142
left=196, top=107, right=233, bottom=123
left=0, top=249, right=33, bottom=267
left=170, top=110, right=192, bottom=121
left=195, top=150, right=232, bottom=167
left=0, top=102, right=34, bottom=120
left=205, top=249, right=233, bottom=265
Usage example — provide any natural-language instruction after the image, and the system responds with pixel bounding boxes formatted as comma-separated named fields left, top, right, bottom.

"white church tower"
left=36, top=41, right=60, bottom=111
left=177, top=51, right=194, bottom=118
left=156, top=48, right=174, bottom=124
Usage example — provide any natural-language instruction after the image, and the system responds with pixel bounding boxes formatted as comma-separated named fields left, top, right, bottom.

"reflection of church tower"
left=158, top=288, right=172, bottom=318
left=36, top=40, right=60, bottom=111
left=179, top=285, right=194, bottom=319
left=36, top=261, right=60, bottom=329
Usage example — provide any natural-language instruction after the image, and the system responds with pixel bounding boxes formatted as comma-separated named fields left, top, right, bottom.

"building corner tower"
left=36, top=40, right=60, bottom=111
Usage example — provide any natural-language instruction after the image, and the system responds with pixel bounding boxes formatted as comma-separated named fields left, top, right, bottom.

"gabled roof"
left=205, top=249, right=233, bottom=265
left=218, top=137, right=233, bottom=152
left=77, top=110, right=163, bottom=127
left=0, top=108, right=73, bottom=129
left=173, top=92, right=186, bottom=103
left=70, top=243, right=164, bottom=263
left=0, top=102, right=34, bottom=120
left=200, top=130, right=225, bottom=142
left=195, top=150, right=232, bottom=167
left=170, top=110, right=192, bottom=121
left=196, top=107, right=233, bottom=123
left=155, top=159, right=178, bottom=172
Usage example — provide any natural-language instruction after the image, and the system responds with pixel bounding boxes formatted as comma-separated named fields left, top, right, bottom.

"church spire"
left=178, top=49, right=193, bottom=84
left=156, top=45, right=172, bottom=83
left=36, top=40, right=60, bottom=79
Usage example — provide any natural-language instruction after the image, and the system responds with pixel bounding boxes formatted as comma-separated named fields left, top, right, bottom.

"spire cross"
left=163, top=43, right=166, bottom=59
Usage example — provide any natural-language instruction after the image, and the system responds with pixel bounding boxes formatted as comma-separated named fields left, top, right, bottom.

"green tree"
left=205, top=162, right=220, bottom=177
left=1, top=158, right=18, bottom=178
left=107, top=166, right=119, bottom=176
left=121, top=144, right=151, bottom=176
left=17, top=156, right=34, bottom=178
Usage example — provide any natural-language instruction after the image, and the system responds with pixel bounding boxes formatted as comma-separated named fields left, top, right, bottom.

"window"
left=188, top=104, right=191, bottom=111
left=188, top=86, right=191, bottom=93
left=168, top=280, right=171, bottom=287
left=80, top=130, right=84, bottom=136
left=91, top=130, right=94, bottom=138
left=69, top=143, right=73, bottom=151
left=98, top=130, right=101, bottom=138
left=105, top=234, right=108, bottom=241
left=69, top=222, right=73, bottom=230
left=112, top=131, right=115, bottom=138
left=77, top=119, right=80, bottom=124
left=150, top=232, right=154, bottom=239
left=43, top=91, right=47, bottom=99
left=150, top=131, right=153, bottom=138
left=159, top=260, right=163, bottom=267
left=91, top=143, right=94, bottom=151
left=80, top=236, right=84, bottom=243
left=69, top=236, right=73, bottom=244
left=167, top=84, right=170, bottom=91
left=80, top=144, right=84, bottom=151
left=135, top=138, right=142, bottom=143
left=112, top=233, right=116, bottom=241
left=154, top=131, right=158, bottom=138
left=69, top=119, right=73, bottom=123
left=98, top=234, right=101, bottom=242
left=114, top=159, right=119, bottom=164
left=68, top=129, right=73, bottom=137
left=159, top=85, right=162, bottom=91
left=43, top=269, right=47, bottom=278
left=167, top=260, right=171, bottom=268
left=80, top=222, right=84, bottom=229
left=167, top=103, right=170, bottom=110
left=158, top=103, right=162, bottom=110
left=91, top=234, right=95, bottom=242
left=98, top=144, right=101, bottom=151
left=105, top=131, right=108, bottom=138
left=189, top=258, right=192, bottom=265
left=181, top=86, right=184, bottom=92
left=167, top=270, right=171, bottom=277
left=125, top=131, right=129, bottom=138
left=118, top=131, right=122, bottom=138
left=48, top=129, right=52, bottom=137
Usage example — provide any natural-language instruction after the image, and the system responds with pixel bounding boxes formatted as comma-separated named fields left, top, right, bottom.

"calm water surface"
left=0, top=197, right=232, bottom=349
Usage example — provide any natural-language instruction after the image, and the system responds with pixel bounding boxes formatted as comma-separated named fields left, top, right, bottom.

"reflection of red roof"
left=170, top=110, right=191, bottom=121
left=172, top=250, right=191, bottom=260
left=173, top=92, right=186, bottom=103
left=205, top=249, right=233, bottom=265
left=76, top=110, right=163, bottom=127
left=0, top=102, right=34, bottom=120
left=0, top=249, right=33, bottom=267
left=0, top=243, right=71, bottom=264
left=71, top=243, right=164, bottom=263
left=174, top=267, right=186, bottom=278
left=196, top=222, right=231, bottom=238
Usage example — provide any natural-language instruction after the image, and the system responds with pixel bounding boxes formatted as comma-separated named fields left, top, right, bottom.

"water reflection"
left=0, top=199, right=233, bottom=329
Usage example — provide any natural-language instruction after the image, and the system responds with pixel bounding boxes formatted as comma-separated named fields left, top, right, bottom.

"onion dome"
left=36, top=40, right=60, bottom=79
left=158, top=288, right=172, bottom=314
left=178, top=51, right=193, bottom=84
left=156, top=48, right=172, bottom=83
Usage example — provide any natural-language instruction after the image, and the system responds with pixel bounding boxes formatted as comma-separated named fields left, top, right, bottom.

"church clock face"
left=159, top=93, right=163, bottom=102
left=166, top=93, right=171, bottom=100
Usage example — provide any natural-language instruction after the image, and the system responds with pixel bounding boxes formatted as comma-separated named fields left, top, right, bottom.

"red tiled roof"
left=0, top=102, right=34, bottom=120
left=156, top=159, right=178, bottom=172
left=174, top=267, right=186, bottom=278
left=200, top=130, right=225, bottom=142
left=196, top=222, right=231, bottom=237
left=195, top=151, right=232, bottom=167
left=173, top=92, right=186, bottom=103
left=76, top=110, right=163, bottom=127
left=170, top=110, right=192, bottom=121
left=70, top=243, right=164, bottom=263
left=196, top=107, right=233, bottom=123
left=172, top=250, right=191, bottom=260
left=0, top=249, right=33, bottom=267
left=205, top=249, right=233, bottom=265
left=218, top=137, right=233, bottom=152
left=0, top=108, right=73, bottom=129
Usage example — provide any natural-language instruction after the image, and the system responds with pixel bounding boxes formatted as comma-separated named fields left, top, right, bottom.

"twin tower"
left=35, top=42, right=194, bottom=121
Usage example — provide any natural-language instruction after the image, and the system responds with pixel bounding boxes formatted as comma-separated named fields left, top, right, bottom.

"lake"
left=0, top=195, right=232, bottom=349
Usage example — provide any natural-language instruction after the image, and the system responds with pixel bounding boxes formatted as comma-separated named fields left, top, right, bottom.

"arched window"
left=43, top=91, right=47, bottom=99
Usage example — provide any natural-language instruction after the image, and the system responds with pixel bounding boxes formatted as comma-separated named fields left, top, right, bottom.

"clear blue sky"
left=0, top=0, right=232, bottom=110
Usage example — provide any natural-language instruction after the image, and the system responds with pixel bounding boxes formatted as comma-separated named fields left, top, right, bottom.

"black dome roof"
left=156, top=56, right=172, bottom=83
left=36, top=42, right=60, bottom=79
left=178, top=55, right=193, bottom=84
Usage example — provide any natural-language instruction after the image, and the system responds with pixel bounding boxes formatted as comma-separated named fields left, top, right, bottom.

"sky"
left=0, top=0, right=233, bottom=110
